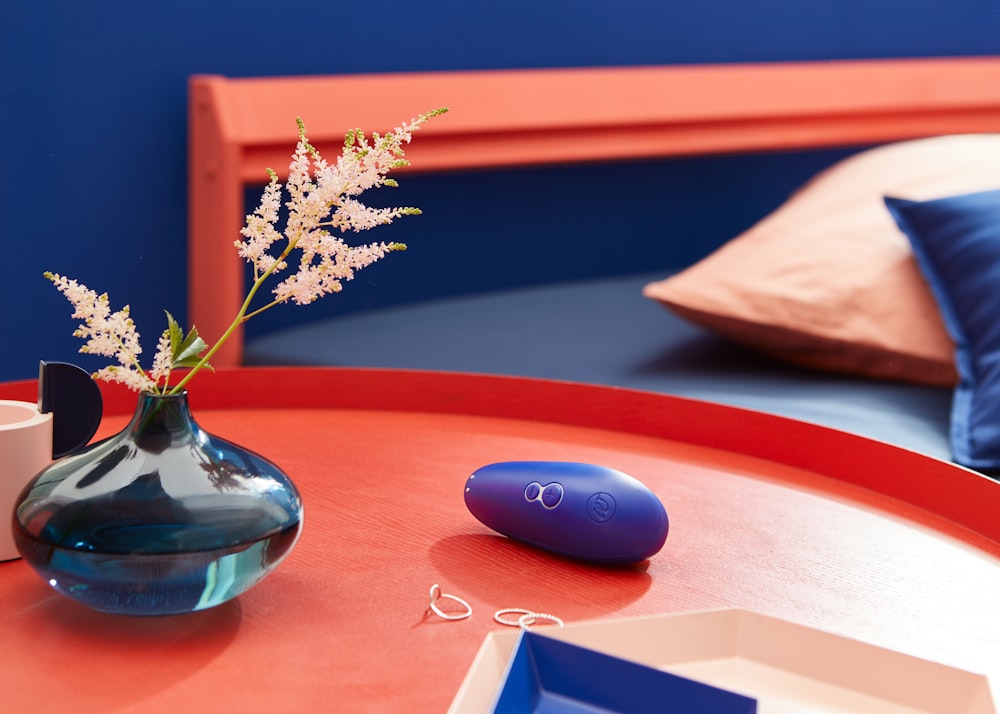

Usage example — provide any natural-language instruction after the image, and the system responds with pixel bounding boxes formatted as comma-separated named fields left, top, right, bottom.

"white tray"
left=449, top=609, right=995, bottom=714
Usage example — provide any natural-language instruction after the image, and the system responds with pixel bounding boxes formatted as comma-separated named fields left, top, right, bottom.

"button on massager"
left=464, top=461, right=668, bottom=564
left=541, top=483, right=564, bottom=508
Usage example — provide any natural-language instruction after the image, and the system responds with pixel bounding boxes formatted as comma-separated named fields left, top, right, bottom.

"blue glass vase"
left=12, top=390, right=303, bottom=616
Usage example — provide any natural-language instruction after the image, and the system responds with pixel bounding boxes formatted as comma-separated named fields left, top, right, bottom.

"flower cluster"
left=47, top=108, right=447, bottom=394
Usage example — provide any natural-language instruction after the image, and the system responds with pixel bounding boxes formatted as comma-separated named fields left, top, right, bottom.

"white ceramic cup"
left=0, top=400, right=53, bottom=562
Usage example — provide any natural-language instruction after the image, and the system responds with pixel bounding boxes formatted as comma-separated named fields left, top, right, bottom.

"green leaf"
left=164, top=311, right=210, bottom=369
left=175, top=333, right=209, bottom=366
left=165, top=311, right=184, bottom=354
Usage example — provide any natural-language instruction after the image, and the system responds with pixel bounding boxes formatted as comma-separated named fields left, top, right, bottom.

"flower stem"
left=168, top=239, right=298, bottom=394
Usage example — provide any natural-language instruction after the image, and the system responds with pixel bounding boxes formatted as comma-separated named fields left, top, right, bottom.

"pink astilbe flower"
left=237, top=110, right=447, bottom=315
left=44, top=272, right=160, bottom=392
left=149, top=330, right=173, bottom=383
left=236, top=170, right=286, bottom=279
left=48, top=107, right=447, bottom=394
left=273, top=240, right=405, bottom=305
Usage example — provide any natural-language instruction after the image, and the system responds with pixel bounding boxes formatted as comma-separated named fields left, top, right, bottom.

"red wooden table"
left=0, top=367, right=997, bottom=712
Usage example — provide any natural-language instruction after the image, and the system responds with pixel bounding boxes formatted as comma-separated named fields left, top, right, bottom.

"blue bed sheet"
left=245, top=272, right=952, bottom=462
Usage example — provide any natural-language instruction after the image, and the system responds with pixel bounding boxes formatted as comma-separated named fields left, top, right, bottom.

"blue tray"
left=492, top=631, right=757, bottom=713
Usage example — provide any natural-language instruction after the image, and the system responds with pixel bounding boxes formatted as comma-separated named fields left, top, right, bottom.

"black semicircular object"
left=38, top=361, right=103, bottom=458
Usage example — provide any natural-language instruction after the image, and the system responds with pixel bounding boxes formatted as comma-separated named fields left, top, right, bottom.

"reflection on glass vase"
left=12, top=390, right=303, bottom=616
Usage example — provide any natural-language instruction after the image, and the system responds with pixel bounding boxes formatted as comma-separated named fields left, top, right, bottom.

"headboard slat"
left=189, top=57, right=1000, bottom=366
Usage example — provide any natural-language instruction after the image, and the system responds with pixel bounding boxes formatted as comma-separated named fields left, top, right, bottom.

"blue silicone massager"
left=464, top=461, right=669, bottom=564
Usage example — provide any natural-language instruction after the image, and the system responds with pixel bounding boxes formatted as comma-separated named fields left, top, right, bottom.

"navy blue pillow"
left=885, top=189, right=1000, bottom=472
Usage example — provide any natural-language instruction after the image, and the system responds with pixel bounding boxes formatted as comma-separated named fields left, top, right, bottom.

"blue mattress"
left=245, top=272, right=953, bottom=462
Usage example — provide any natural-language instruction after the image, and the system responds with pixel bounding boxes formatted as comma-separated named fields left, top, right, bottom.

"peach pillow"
left=643, top=135, right=1000, bottom=386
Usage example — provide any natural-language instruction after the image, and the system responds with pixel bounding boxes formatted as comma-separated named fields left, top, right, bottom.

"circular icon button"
left=541, top=483, right=564, bottom=508
left=524, top=482, right=541, bottom=501
left=586, top=492, right=617, bottom=523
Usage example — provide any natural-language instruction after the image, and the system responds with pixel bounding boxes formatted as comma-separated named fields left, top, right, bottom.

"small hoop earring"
left=427, top=583, right=472, bottom=621
left=493, top=608, right=534, bottom=627
left=518, top=612, right=564, bottom=629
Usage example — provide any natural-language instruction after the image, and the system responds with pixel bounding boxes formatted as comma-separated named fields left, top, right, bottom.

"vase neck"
left=128, top=391, right=198, bottom=448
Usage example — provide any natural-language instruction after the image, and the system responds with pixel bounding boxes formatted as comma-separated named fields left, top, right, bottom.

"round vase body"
left=12, top=391, right=303, bottom=616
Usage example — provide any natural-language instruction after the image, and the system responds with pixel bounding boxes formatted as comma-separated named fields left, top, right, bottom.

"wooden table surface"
left=0, top=367, right=997, bottom=713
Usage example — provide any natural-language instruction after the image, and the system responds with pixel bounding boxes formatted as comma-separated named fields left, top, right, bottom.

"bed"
left=188, top=57, right=1000, bottom=472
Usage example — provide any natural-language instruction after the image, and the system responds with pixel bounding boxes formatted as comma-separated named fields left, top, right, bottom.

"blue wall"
left=2, top=1, right=999, bottom=381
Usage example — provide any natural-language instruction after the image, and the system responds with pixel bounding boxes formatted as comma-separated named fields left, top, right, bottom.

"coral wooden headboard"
left=189, top=56, right=1000, bottom=367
